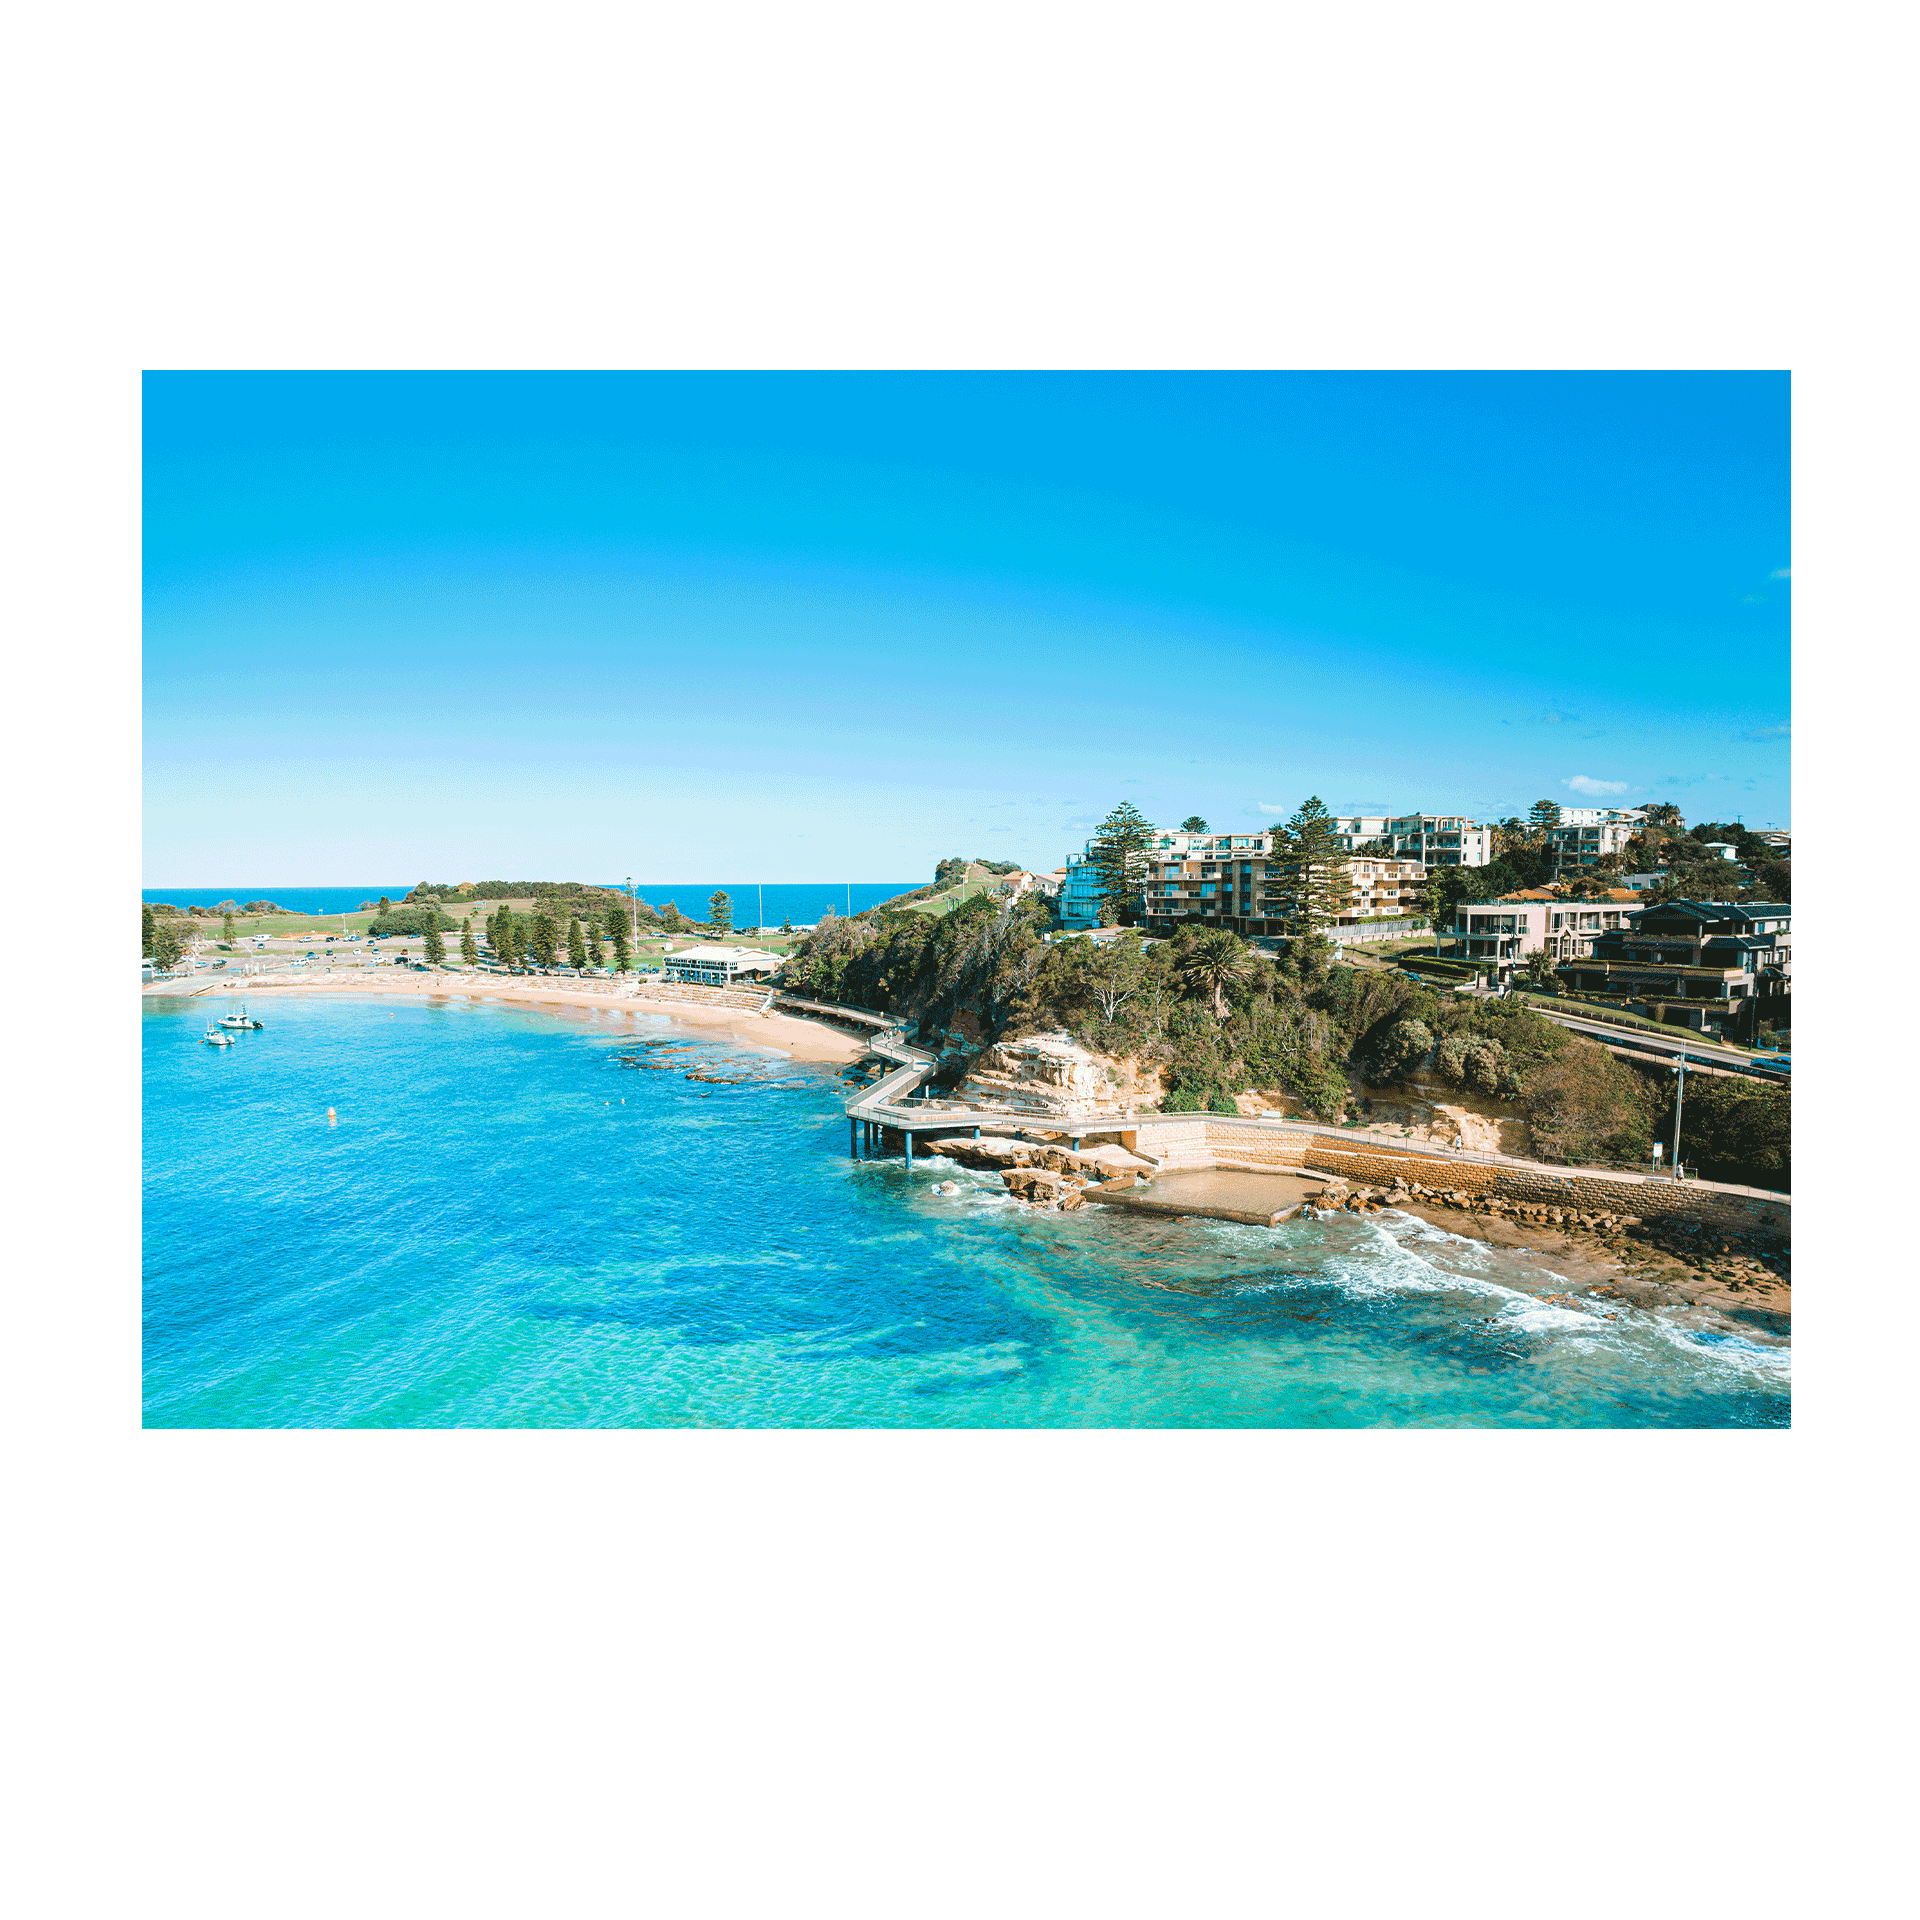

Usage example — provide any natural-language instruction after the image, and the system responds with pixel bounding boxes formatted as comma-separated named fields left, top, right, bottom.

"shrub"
left=1653, top=1075, right=1790, bottom=1188
left=368, top=906, right=457, bottom=937
left=1285, top=1057, right=1351, bottom=1122
left=1524, top=1041, right=1654, bottom=1165
left=1356, top=1015, right=1433, bottom=1084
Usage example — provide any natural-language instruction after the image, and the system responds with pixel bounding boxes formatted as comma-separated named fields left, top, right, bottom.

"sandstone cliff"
left=958, top=1031, right=1163, bottom=1118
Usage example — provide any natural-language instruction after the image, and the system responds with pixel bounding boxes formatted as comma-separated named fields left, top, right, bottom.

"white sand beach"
left=157, top=971, right=868, bottom=1063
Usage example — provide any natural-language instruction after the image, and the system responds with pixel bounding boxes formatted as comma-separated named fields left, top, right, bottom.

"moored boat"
left=203, top=1024, right=234, bottom=1046
left=218, top=1004, right=265, bottom=1030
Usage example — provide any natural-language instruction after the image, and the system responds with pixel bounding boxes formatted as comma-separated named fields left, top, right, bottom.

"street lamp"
left=1670, top=1056, right=1688, bottom=1180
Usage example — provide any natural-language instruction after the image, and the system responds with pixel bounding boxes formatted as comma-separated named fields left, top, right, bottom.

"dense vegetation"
left=399, top=880, right=666, bottom=926
left=367, top=906, right=459, bottom=937
left=779, top=898, right=1787, bottom=1185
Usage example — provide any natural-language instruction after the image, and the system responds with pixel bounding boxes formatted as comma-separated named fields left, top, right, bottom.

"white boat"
left=203, top=1024, right=234, bottom=1046
left=218, top=1004, right=265, bottom=1031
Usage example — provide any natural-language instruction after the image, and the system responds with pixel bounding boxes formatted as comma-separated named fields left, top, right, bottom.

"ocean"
left=142, top=992, right=1790, bottom=1427
left=142, top=883, right=922, bottom=922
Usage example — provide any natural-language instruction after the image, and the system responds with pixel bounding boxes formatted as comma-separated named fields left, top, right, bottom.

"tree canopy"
left=1267, top=796, right=1351, bottom=935
left=1090, top=800, right=1155, bottom=924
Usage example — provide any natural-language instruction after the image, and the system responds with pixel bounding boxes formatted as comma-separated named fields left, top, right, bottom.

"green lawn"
left=901, top=881, right=998, bottom=917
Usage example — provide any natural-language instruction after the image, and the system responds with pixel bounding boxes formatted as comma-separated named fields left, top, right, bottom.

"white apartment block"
left=1552, top=806, right=1646, bottom=828
left=1332, top=813, right=1492, bottom=867
left=1546, top=812, right=1643, bottom=872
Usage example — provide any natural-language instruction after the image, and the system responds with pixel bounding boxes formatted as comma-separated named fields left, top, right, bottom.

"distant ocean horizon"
left=142, top=882, right=923, bottom=923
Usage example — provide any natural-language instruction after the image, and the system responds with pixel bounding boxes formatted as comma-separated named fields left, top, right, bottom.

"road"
left=1526, top=1006, right=1784, bottom=1078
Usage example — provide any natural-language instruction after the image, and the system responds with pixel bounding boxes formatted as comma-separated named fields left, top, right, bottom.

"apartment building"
left=1344, top=855, right=1427, bottom=919
left=1332, top=812, right=1491, bottom=867
left=1060, top=828, right=1274, bottom=929
left=1143, top=842, right=1423, bottom=937
left=1544, top=807, right=1645, bottom=875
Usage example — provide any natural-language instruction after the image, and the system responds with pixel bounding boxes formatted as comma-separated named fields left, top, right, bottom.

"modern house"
left=1543, top=899, right=1636, bottom=959
left=1446, top=897, right=1555, bottom=972
left=661, top=944, right=783, bottom=987
left=1058, top=852, right=1106, bottom=930
left=1557, top=900, right=1791, bottom=1032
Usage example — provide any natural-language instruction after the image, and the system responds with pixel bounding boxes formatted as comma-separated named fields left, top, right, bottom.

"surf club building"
left=660, top=944, right=783, bottom=988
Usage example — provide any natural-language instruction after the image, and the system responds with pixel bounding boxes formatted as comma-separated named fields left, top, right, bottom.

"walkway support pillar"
left=850, top=1118, right=857, bottom=1157
left=904, top=1130, right=913, bottom=1165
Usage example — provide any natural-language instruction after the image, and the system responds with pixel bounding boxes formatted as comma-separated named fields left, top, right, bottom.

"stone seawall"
left=1129, top=1120, right=1789, bottom=1236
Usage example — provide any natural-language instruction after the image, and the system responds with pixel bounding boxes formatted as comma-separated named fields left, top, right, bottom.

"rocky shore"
left=1326, top=1175, right=1791, bottom=1333
left=913, top=1134, right=1790, bottom=1335
left=923, top=1131, right=1154, bottom=1212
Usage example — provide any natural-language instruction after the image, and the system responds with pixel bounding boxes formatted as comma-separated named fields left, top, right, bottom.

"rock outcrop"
left=957, top=1032, right=1165, bottom=1118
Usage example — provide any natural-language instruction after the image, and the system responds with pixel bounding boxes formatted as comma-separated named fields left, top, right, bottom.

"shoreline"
left=153, top=972, right=868, bottom=1064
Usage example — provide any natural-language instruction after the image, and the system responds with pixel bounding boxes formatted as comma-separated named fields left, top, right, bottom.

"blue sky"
left=144, top=372, right=1789, bottom=882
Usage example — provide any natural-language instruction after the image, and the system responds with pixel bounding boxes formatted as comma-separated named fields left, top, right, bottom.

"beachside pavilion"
left=661, top=944, right=782, bottom=987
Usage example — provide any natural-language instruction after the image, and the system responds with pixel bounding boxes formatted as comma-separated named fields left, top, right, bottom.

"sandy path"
left=175, top=972, right=868, bottom=1063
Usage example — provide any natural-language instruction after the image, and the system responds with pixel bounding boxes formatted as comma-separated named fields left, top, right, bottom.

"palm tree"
left=1182, top=928, right=1251, bottom=1019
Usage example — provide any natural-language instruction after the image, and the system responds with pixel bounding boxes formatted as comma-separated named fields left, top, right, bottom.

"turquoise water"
left=143, top=994, right=1790, bottom=1427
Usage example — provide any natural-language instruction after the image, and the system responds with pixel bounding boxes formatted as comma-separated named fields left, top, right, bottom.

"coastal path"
left=836, top=1065, right=1788, bottom=1209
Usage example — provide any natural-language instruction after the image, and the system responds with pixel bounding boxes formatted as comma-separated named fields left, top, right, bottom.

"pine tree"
left=604, top=907, right=631, bottom=971
left=142, top=904, right=156, bottom=958
left=1180, top=815, right=1209, bottom=832
left=568, top=916, right=588, bottom=969
left=709, top=890, right=732, bottom=936
left=529, top=912, right=558, bottom=967
left=423, top=923, right=446, bottom=965
left=221, top=910, right=236, bottom=944
left=1527, top=799, right=1563, bottom=835
left=1090, top=800, right=1155, bottom=924
left=1270, top=796, right=1352, bottom=938
left=460, top=923, right=478, bottom=967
